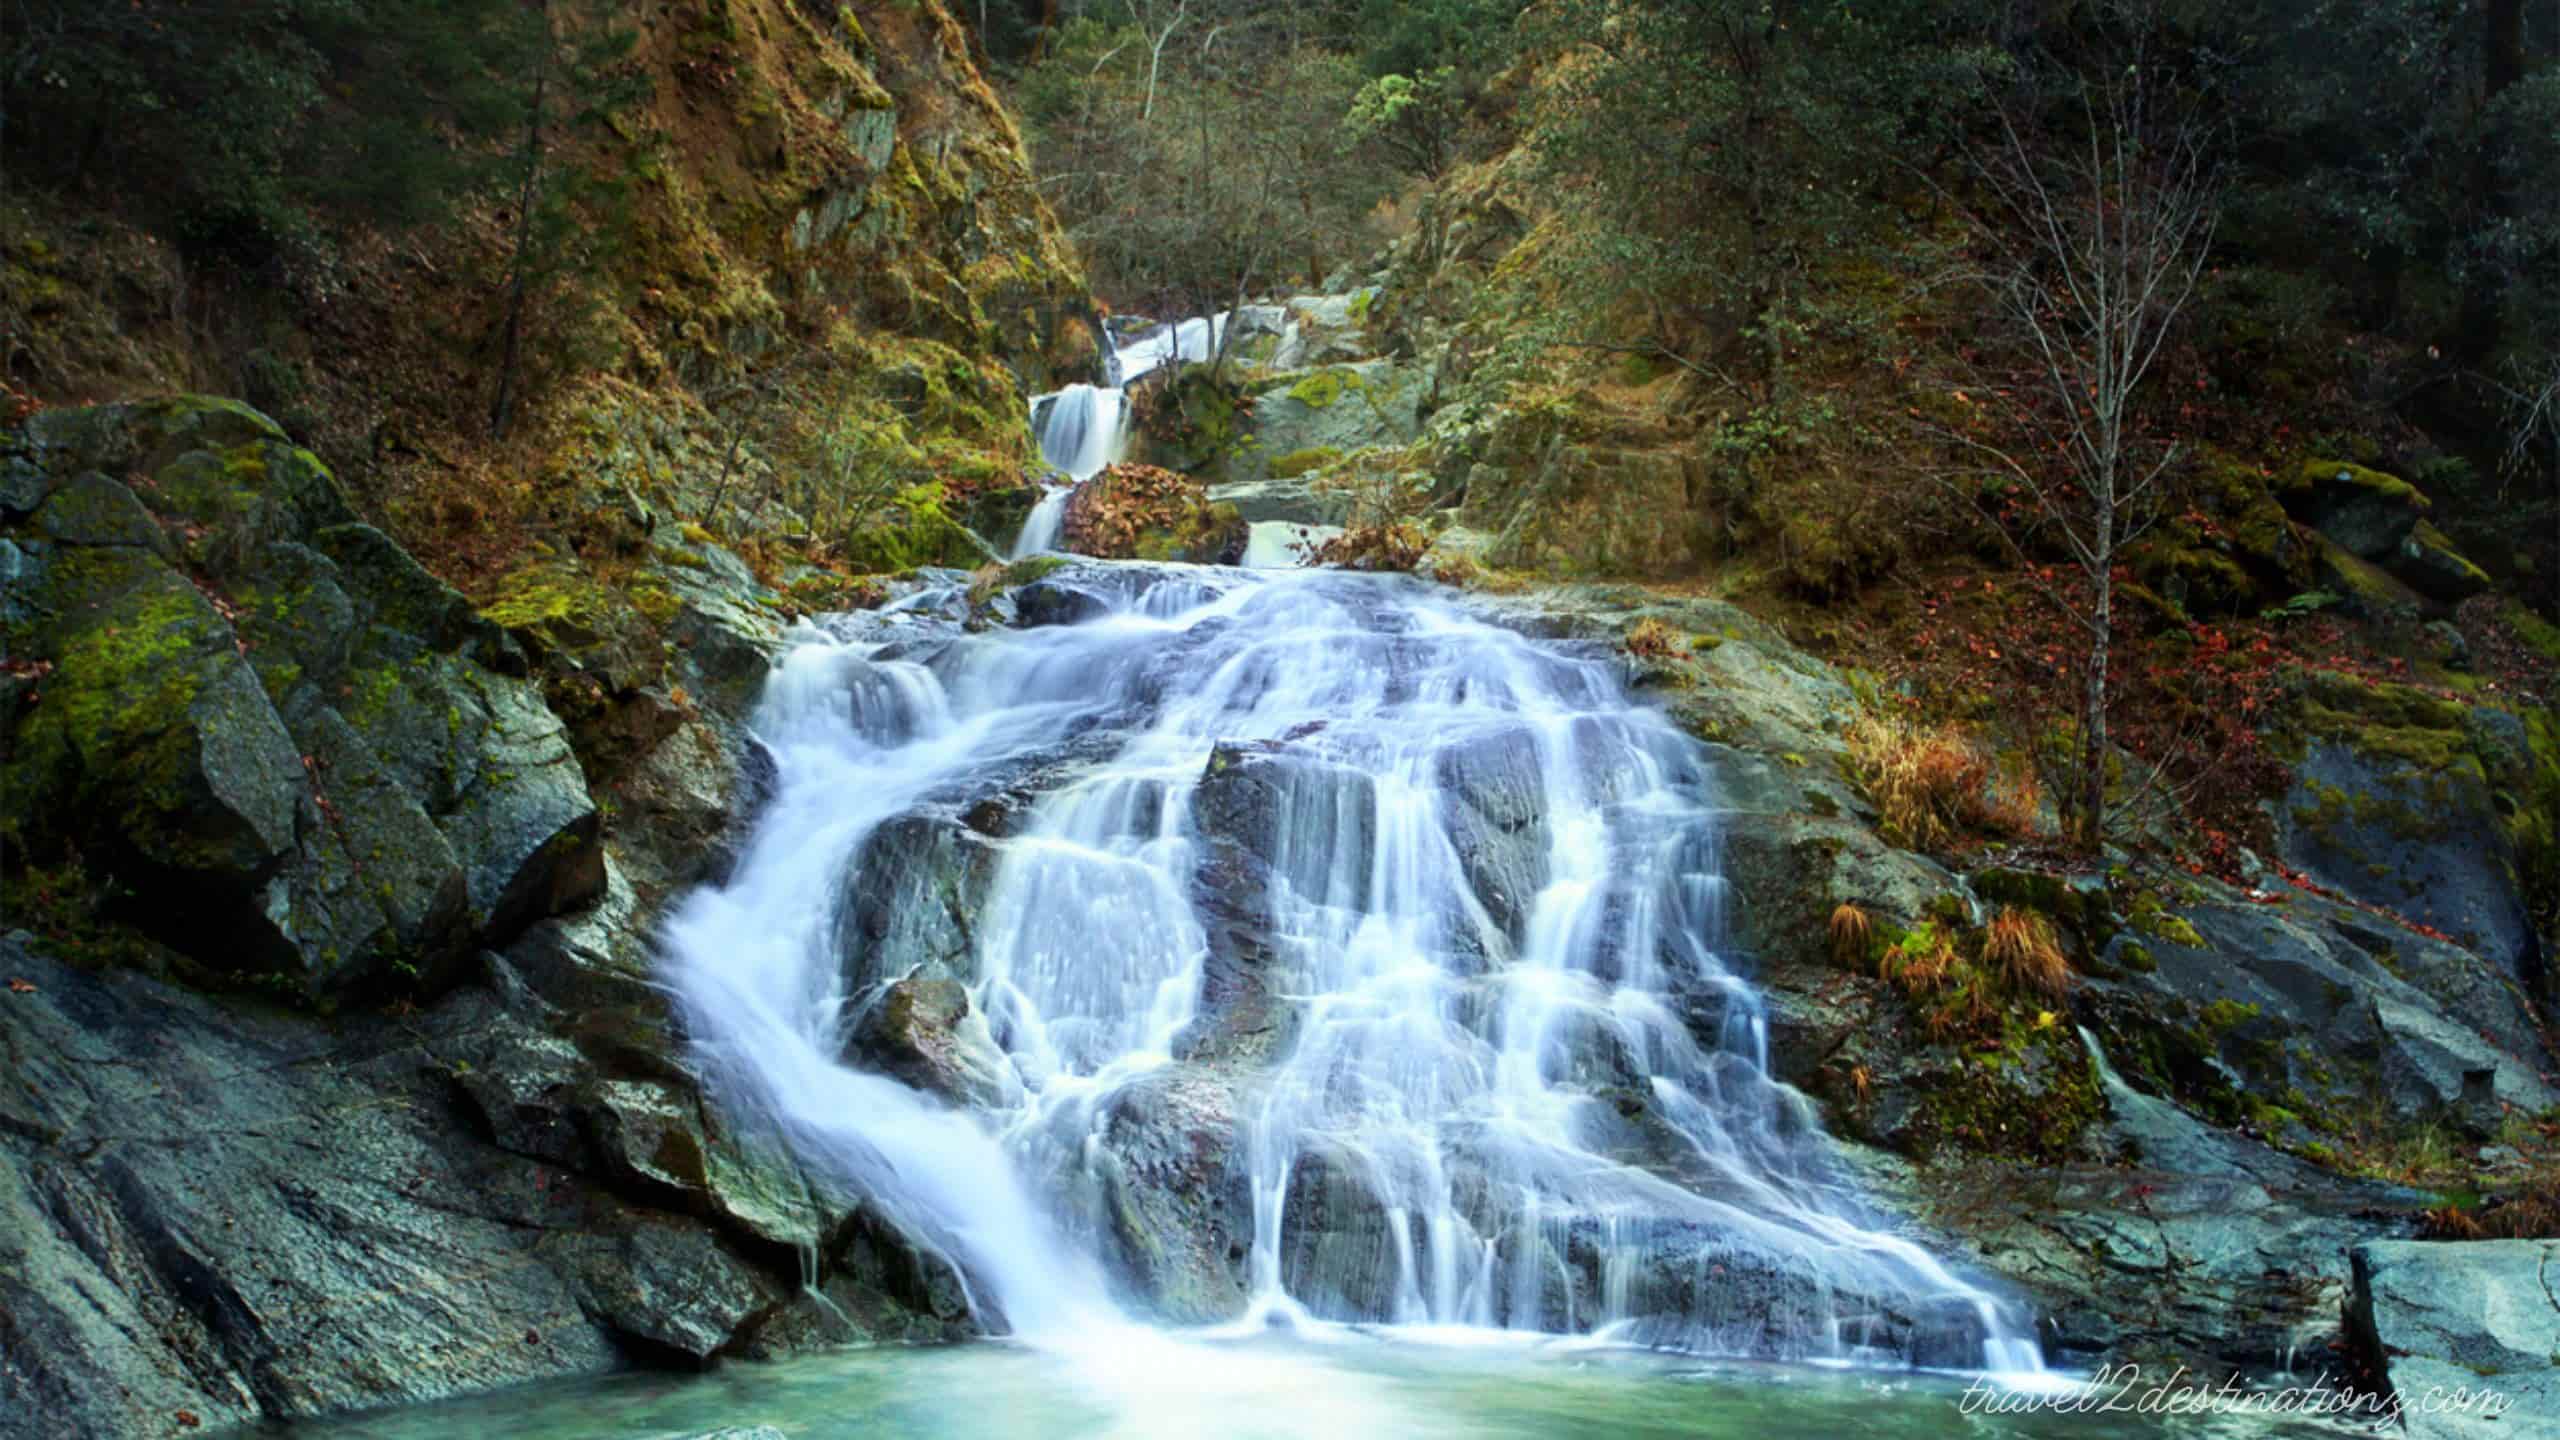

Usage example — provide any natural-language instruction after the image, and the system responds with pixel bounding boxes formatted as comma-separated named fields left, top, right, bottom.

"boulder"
left=849, top=976, right=1020, bottom=1110
left=2101, top=892, right=2556, bottom=1119
left=2277, top=673, right=2538, bottom=987
left=2, top=401, right=606, bottom=998
left=1224, top=359, right=1426, bottom=489
left=2349, top=1240, right=2560, bottom=1439
left=2277, top=457, right=2430, bottom=559
left=2390, top=520, right=2495, bottom=602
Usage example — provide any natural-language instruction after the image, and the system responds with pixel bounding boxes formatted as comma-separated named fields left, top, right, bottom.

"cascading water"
left=1015, top=383, right=1131, bottom=558
left=662, top=560, right=2045, bottom=1378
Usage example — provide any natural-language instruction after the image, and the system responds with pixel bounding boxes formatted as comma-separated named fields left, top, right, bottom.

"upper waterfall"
left=660, top=562, right=2043, bottom=1372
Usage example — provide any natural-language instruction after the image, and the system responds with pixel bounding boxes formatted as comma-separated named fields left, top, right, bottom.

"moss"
left=2290, top=668, right=2485, bottom=783
left=1914, top=1024, right=2103, bottom=1162
left=838, top=482, right=988, bottom=573
left=2506, top=602, right=2560, bottom=665
left=1971, top=867, right=2086, bottom=927
left=967, top=552, right=1068, bottom=605
left=2405, top=519, right=2493, bottom=588
left=2127, top=892, right=2207, bottom=949
left=2285, top=457, right=2429, bottom=510
left=631, top=581, right=683, bottom=627
left=2118, top=941, right=2155, bottom=973
left=1267, top=445, right=1343, bottom=480
left=1286, top=368, right=1363, bottom=410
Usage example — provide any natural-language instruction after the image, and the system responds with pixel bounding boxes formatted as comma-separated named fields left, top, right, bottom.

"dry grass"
left=1983, top=907, right=2071, bottom=999
left=2421, top=1179, right=2560, bottom=1240
left=1847, top=713, right=2032, bottom=850
left=1828, top=902, right=1871, bottom=964
left=1625, top=616, right=1687, bottom=659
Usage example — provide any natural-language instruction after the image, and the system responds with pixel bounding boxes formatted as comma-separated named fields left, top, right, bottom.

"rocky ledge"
left=0, top=400, right=967, bottom=1439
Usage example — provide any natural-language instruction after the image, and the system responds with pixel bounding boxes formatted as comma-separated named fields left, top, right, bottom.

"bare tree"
left=1929, top=41, right=2219, bottom=849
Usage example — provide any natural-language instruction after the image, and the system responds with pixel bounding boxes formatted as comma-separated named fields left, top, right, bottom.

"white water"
left=661, top=563, right=2045, bottom=1377
left=1016, top=383, right=1132, bottom=558
left=1241, top=520, right=1337, bottom=568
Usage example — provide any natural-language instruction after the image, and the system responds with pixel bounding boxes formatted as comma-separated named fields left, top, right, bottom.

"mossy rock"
left=1267, top=445, right=1342, bottom=480
left=2386, top=520, right=2492, bottom=602
left=839, top=483, right=999, bottom=573
left=33, top=473, right=168, bottom=551
left=2312, top=534, right=2424, bottom=620
left=2277, top=457, right=2429, bottom=559
left=9, top=545, right=302, bottom=881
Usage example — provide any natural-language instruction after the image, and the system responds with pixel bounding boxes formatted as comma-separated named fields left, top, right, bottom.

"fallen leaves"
left=6, top=978, right=34, bottom=995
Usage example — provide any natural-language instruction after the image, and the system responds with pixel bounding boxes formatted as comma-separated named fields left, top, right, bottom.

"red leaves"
left=6, top=978, right=35, bottom=995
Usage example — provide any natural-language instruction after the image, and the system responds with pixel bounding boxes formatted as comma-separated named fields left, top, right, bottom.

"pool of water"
left=262, top=1330, right=2371, bottom=1440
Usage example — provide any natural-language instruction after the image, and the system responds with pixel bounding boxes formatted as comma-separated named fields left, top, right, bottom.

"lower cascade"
left=662, top=562, right=2043, bottom=1371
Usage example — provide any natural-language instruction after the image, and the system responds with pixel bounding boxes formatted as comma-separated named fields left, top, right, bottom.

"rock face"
left=0, top=400, right=976, bottom=1436
left=1224, top=360, right=1427, bottom=490
left=3, top=399, right=601, bottom=999
left=2349, top=1240, right=2560, bottom=1439
left=2275, top=670, right=2545, bottom=990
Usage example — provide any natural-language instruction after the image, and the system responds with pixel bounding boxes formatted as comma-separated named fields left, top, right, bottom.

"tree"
left=1344, top=68, right=1464, bottom=182
left=1932, top=40, right=2219, bottom=848
left=2, top=0, right=529, bottom=270
left=485, top=4, right=641, bottom=440
left=1525, top=0, right=1993, bottom=390
left=1016, top=11, right=1393, bottom=324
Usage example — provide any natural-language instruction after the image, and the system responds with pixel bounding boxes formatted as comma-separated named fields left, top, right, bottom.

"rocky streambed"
left=4, top=399, right=2555, bottom=1436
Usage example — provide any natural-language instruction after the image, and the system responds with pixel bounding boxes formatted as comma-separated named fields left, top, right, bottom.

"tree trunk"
left=2077, top=527, right=2113, bottom=850
left=489, top=30, right=552, bottom=442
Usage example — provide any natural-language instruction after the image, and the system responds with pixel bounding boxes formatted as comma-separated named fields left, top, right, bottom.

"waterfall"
left=1016, top=383, right=1130, bottom=558
left=661, top=563, right=2045, bottom=1374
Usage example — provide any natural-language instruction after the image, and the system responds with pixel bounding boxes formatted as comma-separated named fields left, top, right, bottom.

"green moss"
left=1286, top=368, right=1363, bottom=410
left=2286, top=457, right=2430, bottom=510
left=1914, top=1024, right=2102, bottom=1162
left=838, top=482, right=988, bottom=573
left=2506, top=602, right=2560, bottom=664
left=2290, top=668, right=2483, bottom=781
left=1268, top=445, right=1343, bottom=480
left=2406, top=520, right=2493, bottom=588
left=2127, top=892, right=2207, bottom=949
left=631, top=582, right=683, bottom=627
left=967, top=552, right=1069, bottom=606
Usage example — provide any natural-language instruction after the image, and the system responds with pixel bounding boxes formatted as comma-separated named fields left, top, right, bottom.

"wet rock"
left=2348, top=1240, right=2560, bottom=1439
left=835, top=809, right=1007, bottom=991
left=1273, top=1141, right=1414, bottom=1320
left=1435, top=724, right=1549, bottom=942
left=548, top=1215, right=782, bottom=1361
left=1078, top=1065, right=1253, bottom=1323
left=849, top=977, right=1020, bottom=1110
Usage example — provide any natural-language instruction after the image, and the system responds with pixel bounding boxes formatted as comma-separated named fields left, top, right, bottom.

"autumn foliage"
left=1061, top=462, right=1236, bottom=561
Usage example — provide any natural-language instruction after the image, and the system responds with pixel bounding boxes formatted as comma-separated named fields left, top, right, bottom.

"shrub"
left=1624, top=617, right=1685, bottom=659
